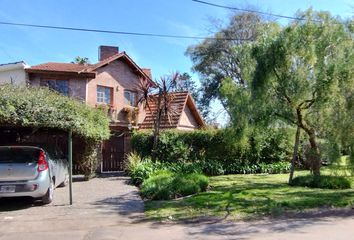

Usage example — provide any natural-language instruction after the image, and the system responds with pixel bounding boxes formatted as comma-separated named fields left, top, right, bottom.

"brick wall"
left=86, top=59, right=146, bottom=125
left=28, top=75, right=87, bottom=101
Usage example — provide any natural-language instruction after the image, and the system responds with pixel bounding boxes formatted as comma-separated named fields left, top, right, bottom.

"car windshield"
left=0, top=147, right=40, bottom=163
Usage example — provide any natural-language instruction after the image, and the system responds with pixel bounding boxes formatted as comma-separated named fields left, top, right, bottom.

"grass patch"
left=145, top=172, right=354, bottom=221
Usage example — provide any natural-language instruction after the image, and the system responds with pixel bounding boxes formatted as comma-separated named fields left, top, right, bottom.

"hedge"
left=131, top=128, right=292, bottom=167
left=0, top=85, right=110, bottom=141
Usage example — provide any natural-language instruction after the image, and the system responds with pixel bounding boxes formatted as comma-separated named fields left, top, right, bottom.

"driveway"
left=1, top=173, right=354, bottom=240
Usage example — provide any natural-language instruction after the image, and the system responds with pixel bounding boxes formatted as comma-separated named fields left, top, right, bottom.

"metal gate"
left=101, top=133, right=126, bottom=172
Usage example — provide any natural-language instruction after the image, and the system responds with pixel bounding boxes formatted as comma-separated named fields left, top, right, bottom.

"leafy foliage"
left=290, top=175, right=351, bottom=189
left=220, top=10, right=354, bottom=177
left=72, top=56, right=90, bottom=64
left=131, top=129, right=292, bottom=167
left=141, top=171, right=209, bottom=200
left=126, top=152, right=203, bottom=185
left=226, top=162, right=291, bottom=175
left=126, top=153, right=156, bottom=185
left=186, top=13, right=270, bottom=117
left=140, top=170, right=175, bottom=200
left=0, top=85, right=110, bottom=141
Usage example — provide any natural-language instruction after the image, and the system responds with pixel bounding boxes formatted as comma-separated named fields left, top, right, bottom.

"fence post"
left=68, top=129, right=73, bottom=205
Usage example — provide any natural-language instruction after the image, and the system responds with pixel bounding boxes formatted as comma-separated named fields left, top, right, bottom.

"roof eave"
left=26, top=69, right=96, bottom=78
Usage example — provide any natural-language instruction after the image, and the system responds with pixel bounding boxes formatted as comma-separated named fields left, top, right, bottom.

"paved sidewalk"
left=0, top=173, right=353, bottom=240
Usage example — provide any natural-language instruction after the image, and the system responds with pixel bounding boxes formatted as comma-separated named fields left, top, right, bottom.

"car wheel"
left=42, top=179, right=54, bottom=204
left=58, top=174, right=69, bottom=188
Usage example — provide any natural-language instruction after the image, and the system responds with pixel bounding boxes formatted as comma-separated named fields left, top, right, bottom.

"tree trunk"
left=289, top=125, right=301, bottom=184
left=308, top=130, right=321, bottom=177
left=152, top=95, right=162, bottom=161
left=296, top=108, right=321, bottom=177
left=152, top=111, right=161, bottom=160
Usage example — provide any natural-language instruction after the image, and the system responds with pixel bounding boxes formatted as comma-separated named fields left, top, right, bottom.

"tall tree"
left=186, top=13, right=270, bottom=118
left=222, top=10, right=354, bottom=178
left=175, top=72, right=199, bottom=101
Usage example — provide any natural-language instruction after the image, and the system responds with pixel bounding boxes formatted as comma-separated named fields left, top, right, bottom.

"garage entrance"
left=101, top=132, right=130, bottom=172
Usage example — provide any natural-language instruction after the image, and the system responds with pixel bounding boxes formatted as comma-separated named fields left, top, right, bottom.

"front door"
left=102, top=133, right=125, bottom=172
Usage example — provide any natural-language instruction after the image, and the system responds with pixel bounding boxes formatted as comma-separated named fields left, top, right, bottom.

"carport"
left=0, top=84, right=110, bottom=205
left=0, top=126, right=75, bottom=204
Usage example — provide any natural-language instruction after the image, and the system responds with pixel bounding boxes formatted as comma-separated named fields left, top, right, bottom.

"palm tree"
left=136, top=72, right=181, bottom=158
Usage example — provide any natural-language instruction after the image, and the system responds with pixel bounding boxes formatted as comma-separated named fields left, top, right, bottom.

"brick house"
left=23, top=46, right=205, bottom=172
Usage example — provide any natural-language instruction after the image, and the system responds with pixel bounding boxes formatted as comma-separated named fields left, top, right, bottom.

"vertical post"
left=68, top=129, right=73, bottom=205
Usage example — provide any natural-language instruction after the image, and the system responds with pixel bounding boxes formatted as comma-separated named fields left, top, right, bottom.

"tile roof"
left=140, top=91, right=191, bottom=129
left=29, top=62, right=90, bottom=73
left=27, top=52, right=153, bottom=83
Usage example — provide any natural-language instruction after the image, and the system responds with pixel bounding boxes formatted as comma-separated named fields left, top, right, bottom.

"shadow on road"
left=0, top=197, right=42, bottom=212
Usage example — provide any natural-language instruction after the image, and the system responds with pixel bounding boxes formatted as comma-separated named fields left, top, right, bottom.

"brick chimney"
left=142, top=68, right=152, bottom=79
left=98, top=45, right=119, bottom=61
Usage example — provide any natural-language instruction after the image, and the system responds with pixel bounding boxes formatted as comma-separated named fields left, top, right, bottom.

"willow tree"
left=222, top=10, right=354, bottom=179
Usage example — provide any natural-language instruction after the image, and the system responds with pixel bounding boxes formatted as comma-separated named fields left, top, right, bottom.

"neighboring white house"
left=0, top=61, right=30, bottom=86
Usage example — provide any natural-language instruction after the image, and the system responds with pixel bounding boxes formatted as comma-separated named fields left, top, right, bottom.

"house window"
left=124, top=90, right=136, bottom=106
left=41, top=79, right=69, bottom=96
left=97, top=86, right=113, bottom=104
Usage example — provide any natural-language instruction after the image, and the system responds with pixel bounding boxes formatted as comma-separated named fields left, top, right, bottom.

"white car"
left=0, top=146, right=69, bottom=204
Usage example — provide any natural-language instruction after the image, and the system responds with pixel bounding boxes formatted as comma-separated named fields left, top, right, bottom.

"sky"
left=0, top=0, right=353, bottom=124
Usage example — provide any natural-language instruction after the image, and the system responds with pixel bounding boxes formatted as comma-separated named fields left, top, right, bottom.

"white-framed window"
left=97, top=86, right=112, bottom=104
left=124, top=90, right=137, bottom=106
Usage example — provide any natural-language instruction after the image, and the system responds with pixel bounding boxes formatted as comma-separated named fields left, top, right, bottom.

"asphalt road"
left=0, top=173, right=353, bottom=240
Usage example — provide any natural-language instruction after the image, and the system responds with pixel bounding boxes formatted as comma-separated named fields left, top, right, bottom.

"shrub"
left=201, top=160, right=225, bottom=176
left=131, top=128, right=292, bottom=167
left=290, top=175, right=351, bottom=189
left=225, top=162, right=290, bottom=174
left=140, top=170, right=174, bottom=200
left=172, top=173, right=209, bottom=197
left=73, top=138, right=100, bottom=178
left=258, top=162, right=291, bottom=174
left=163, top=162, right=203, bottom=174
left=141, top=172, right=209, bottom=200
left=126, top=153, right=156, bottom=186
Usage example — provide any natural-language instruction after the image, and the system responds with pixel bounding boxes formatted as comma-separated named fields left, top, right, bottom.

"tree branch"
left=272, top=68, right=292, bottom=105
left=274, top=112, right=297, bottom=125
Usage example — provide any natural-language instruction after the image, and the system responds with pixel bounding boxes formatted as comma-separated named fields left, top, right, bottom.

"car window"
left=0, top=147, right=40, bottom=163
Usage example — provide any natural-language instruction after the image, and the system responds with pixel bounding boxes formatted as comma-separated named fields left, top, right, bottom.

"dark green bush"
left=126, top=153, right=204, bottom=186
left=258, top=162, right=291, bottom=174
left=201, top=160, right=225, bottom=176
left=164, top=162, right=203, bottom=174
left=141, top=171, right=209, bottom=200
left=290, top=175, right=351, bottom=189
left=140, top=170, right=174, bottom=200
left=172, top=173, right=209, bottom=197
left=132, top=128, right=292, bottom=167
left=224, top=162, right=290, bottom=174
left=129, top=160, right=156, bottom=186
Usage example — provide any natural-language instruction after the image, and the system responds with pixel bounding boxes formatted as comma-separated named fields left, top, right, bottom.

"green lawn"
left=145, top=170, right=354, bottom=221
